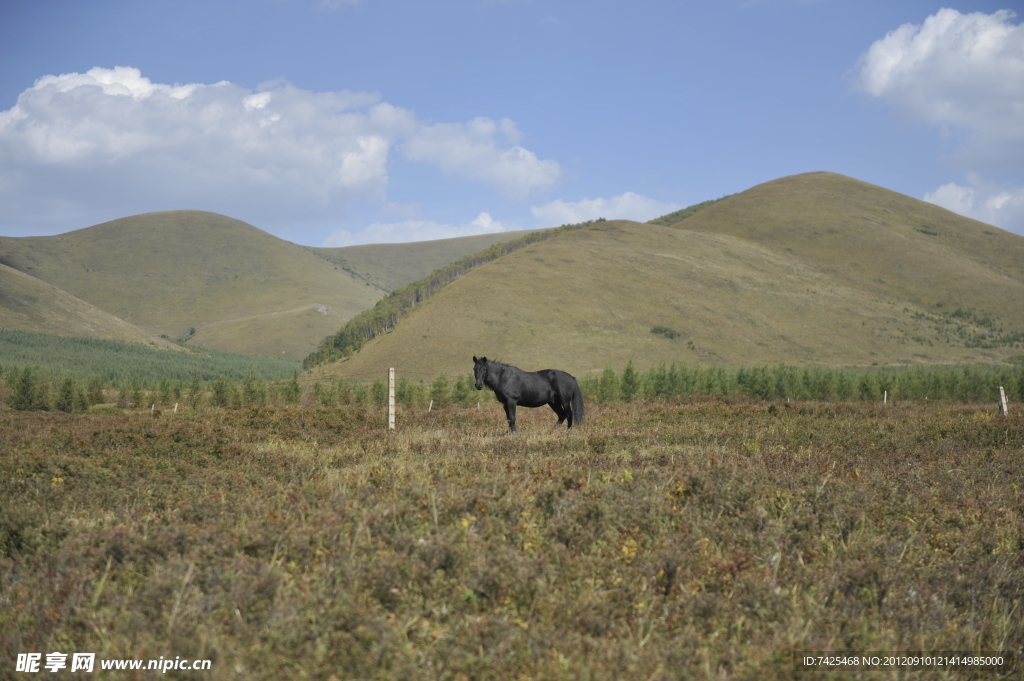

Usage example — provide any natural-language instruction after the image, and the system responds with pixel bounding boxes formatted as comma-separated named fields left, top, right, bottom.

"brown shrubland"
left=1, top=399, right=1022, bottom=679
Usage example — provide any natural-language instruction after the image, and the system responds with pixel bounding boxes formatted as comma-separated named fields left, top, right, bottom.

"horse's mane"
left=478, top=358, right=519, bottom=377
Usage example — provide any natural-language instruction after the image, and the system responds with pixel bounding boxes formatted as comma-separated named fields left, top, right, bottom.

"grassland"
left=314, top=173, right=1024, bottom=381
left=1, top=397, right=1021, bottom=679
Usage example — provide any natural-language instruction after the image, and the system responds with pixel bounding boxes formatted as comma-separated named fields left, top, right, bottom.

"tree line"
left=3, top=361, right=1021, bottom=413
left=0, top=329, right=302, bottom=384
left=578, top=361, right=1024, bottom=404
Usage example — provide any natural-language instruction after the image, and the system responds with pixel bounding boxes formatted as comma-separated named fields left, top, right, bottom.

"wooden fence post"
left=998, top=386, right=1008, bottom=415
left=388, top=368, right=396, bottom=431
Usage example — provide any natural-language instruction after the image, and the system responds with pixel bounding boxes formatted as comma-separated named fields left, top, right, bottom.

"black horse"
left=473, top=356, right=584, bottom=433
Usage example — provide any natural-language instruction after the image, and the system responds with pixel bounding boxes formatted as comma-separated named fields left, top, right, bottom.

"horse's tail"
left=572, top=377, right=585, bottom=425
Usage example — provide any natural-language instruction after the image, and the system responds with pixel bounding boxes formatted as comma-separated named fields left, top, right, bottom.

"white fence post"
left=388, top=368, right=396, bottom=431
left=998, top=386, right=1008, bottom=415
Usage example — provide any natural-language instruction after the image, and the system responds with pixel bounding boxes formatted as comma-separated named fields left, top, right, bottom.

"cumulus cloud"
left=530, top=191, right=679, bottom=226
left=924, top=177, right=1024, bottom=235
left=856, top=8, right=1024, bottom=171
left=0, top=66, right=560, bottom=233
left=323, top=211, right=512, bottom=247
left=403, top=118, right=561, bottom=200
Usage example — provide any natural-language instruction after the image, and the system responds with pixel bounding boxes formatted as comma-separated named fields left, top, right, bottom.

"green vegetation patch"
left=651, top=325, right=680, bottom=339
left=0, top=329, right=301, bottom=384
left=646, top=195, right=734, bottom=226
left=581, top=362, right=1024, bottom=404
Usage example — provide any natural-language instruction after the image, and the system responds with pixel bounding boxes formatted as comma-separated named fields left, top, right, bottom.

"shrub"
left=371, top=378, right=387, bottom=409
left=651, top=325, right=680, bottom=339
left=430, top=374, right=450, bottom=408
left=282, top=372, right=302, bottom=405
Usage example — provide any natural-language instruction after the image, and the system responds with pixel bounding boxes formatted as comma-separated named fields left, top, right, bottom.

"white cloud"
left=403, top=117, right=561, bottom=200
left=531, top=191, right=679, bottom=226
left=856, top=8, right=1024, bottom=171
left=0, top=66, right=560, bottom=233
left=924, top=177, right=1024, bottom=235
left=323, top=211, right=511, bottom=246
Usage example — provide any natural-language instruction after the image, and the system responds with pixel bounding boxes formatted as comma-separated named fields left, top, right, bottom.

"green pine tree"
left=620, top=361, right=639, bottom=402
left=282, top=372, right=302, bottom=405
left=430, top=374, right=450, bottom=408
left=55, top=376, right=76, bottom=413
left=87, top=377, right=106, bottom=405
left=11, top=367, right=37, bottom=411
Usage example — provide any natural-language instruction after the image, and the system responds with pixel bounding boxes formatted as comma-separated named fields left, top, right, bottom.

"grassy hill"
left=0, top=263, right=178, bottom=349
left=308, top=229, right=536, bottom=292
left=0, top=211, right=383, bottom=359
left=673, top=172, right=1024, bottom=316
left=0, top=212, right=536, bottom=359
left=311, top=172, right=1024, bottom=381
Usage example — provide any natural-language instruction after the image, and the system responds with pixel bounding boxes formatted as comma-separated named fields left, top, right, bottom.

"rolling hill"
left=0, top=212, right=537, bottom=359
left=0, top=211, right=381, bottom=358
left=310, top=172, right=1024, bottom=382
left=0, top=263, right=178, bottom=349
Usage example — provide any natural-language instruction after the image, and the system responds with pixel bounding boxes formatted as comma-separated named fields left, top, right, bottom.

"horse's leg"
left=503, top=401, right=517, bottom=433
left=549, top=402, right=566, bottom=429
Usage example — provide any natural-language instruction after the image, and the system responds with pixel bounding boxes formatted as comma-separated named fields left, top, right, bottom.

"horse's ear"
left=473, top=356, right=478, bottom=363
left=481, top=356, right=487, bottom=363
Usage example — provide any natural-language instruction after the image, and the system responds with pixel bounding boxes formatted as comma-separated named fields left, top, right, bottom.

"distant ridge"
left=308, top=229, right=537, bottom=292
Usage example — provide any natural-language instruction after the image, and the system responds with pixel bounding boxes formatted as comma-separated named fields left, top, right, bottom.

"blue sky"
left=1, top=0, right=1022, bottom=245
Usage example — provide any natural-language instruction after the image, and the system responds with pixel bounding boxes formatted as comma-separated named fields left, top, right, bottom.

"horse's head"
left=472, top=356, right=488, bottom=390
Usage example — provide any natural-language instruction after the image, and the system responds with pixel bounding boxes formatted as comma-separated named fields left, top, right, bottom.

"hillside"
left=0, top=263, right=178, bottom=349
left=0, top=211, right=382, bottom=358
left=0, top=212, right=536, bottom=358
left=673, top=172, right=1024, bottom=315
left=310, top=229, right=536, bottom=292
left=311, top=172, right=1024, bottom=381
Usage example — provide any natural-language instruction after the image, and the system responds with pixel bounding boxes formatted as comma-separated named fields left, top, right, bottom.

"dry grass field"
left=2, top=397, right=1022, bottom=679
